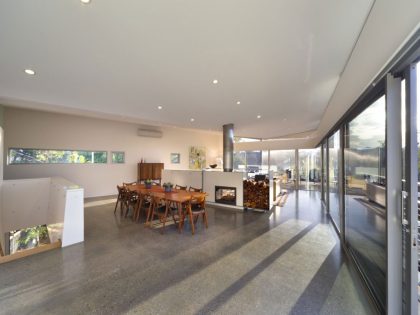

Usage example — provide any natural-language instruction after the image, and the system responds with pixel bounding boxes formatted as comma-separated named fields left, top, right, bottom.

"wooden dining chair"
left=134, top=193, right=152, bottom=222
left=114, top=185, right=126, bottom=214
left=181, top=194, right=208, bottom=234
left=175, top=184, right=187, bottom=190
left=124, top=190, right=139, bottom=218
left=188, top=186, right=203, bottom=192
left=123, top=181, right=137, bottom=186
left=148, top=196, right=172, bottom=234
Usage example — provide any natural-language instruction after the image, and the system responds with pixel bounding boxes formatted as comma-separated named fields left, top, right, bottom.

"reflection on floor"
left=0, top=191, right=376, bottom=314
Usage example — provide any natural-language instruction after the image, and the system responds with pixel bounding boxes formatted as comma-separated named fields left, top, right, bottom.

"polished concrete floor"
left=0, top=190, right=376, bottom=315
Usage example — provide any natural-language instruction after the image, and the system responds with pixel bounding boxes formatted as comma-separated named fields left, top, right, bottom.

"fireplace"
left=215, top=186, right=237, bottom=206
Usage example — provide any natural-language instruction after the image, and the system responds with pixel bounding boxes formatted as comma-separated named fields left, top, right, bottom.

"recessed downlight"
left=236, top=101, right=241, bottom=105
left=24, top=69, right=35, bottom=75
left=81, top=0, right=91, bottom=4
left=190, top=118, right=195, bottom=122
left=157, top=106, right=163, bottom=110
left=257, top=115, right=262, bottom=119
left=212, top=79, right=218, bottom=84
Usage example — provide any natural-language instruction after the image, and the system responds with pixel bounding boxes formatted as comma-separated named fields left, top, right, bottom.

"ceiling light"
left=157, top=106, right=163, bottom=110
left=212, top=79, right=218, bottom=84
left=24, top=69, right=35, bottom=75
left=80, top=0, right=91, bottom=4
left=236, top=101, right=241, bottom=105
left=190, top=118, right=195, bottom=122
left=257, top=115, right=261, bottom=119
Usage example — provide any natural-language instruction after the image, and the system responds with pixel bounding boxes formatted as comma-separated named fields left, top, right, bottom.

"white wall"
left=1, top=178, right=51, bottom=232
left=203, top=171, right=245, bottom=207
left=162, top=169, right=203, bottom=189
left=0, top=177, right=84, bottom=249
left=0, top=126, right=4, bottom=252
left=3, top=107, right=222, bottom=197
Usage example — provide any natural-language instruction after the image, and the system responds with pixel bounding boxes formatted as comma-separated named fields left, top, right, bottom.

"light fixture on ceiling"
left=190, top=118, right=195, bottom=122
left=212, top=79, right=218, bottom=84
left=257, top=115, right=261, bottom=119
left=157, top=106, right=163, bottom=110
left=80, top=0, right=91, bottom=4
left=24, top=69, right=35, bottom=75
left=236, top=101, right=241, bottom=105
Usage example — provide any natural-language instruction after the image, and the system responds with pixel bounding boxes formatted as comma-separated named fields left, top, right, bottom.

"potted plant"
left=145, top=179, right=152, bottom=189
left=163, top=182, right=173, bottom=192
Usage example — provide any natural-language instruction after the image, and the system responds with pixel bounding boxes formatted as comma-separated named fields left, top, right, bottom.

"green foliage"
left=112, top=152, right=125, bottom=163
left=17, top=225, right=49, bottom=249
left=9, top=148, right=107, bottom=164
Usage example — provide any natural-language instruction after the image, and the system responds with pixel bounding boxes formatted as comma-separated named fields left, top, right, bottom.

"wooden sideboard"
left=137, top=163, right=164, bottom=183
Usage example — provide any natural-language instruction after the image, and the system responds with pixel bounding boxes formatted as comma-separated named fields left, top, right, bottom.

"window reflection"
left=270, top=150, right=296, bottom=190
left=322, top=142, right=327, bottom=201
left=344, top=95, right=386, bottom=309
left=329, top=130, right=340, bottom=229
left=298, top=148, right=321, bottom=191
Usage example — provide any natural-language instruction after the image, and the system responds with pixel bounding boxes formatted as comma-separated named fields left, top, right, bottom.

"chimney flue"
left=223, top=124, right=234, bottom=172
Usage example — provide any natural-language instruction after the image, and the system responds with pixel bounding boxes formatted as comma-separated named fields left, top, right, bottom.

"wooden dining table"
left=126, top=184, right=206, bottom=234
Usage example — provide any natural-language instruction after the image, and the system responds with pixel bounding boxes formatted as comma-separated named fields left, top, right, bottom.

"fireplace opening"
left=215, top=186, right=236, bottom=206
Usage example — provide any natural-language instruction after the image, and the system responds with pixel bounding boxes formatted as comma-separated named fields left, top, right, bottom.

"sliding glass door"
left=328, top=131, right=340, bottom=229
left=344, top=95, right=386, bottom=310
left=401, top=62, right=419, bottom=314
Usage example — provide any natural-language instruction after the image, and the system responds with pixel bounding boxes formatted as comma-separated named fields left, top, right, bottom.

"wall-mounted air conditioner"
left=137, top=128, right=163, bottom=138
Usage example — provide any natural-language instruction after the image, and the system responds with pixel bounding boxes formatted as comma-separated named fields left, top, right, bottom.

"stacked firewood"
left=243, top=179, right=269, bottom=210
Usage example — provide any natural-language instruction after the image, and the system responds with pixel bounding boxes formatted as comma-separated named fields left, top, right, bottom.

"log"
left=243, top=179, right=269, bottom=210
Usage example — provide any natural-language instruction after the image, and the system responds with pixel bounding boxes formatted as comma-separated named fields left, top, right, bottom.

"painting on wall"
left=170, top=153, right=180, bottom=164
left=189, top=146, right=206, bottom=170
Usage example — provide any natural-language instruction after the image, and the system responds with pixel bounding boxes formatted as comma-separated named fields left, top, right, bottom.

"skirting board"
left=206, top=201, right=244, bottom=212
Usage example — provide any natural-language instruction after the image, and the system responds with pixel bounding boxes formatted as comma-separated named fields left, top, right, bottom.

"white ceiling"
left=0, top=0, right=373, bottom=139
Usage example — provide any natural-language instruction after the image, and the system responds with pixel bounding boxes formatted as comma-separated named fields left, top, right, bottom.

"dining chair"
left=123, top=181, right=137, bottom=186
left=181, top=194, right=208, bottom=234
left=148, top=195, right=173, bottom=234
left=188, top=186, right=203, bottom=192
left=175, top=184, right=187, bottom=190
left=124, top=190, right=139, bottom=218
left=114, top=185, right=126, bottom=214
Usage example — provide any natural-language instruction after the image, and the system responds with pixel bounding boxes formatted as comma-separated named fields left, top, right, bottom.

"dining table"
left=126, top=184, right=206, bottom=234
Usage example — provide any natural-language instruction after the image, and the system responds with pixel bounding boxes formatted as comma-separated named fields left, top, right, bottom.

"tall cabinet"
left=137, top=163, right=164, bottom=184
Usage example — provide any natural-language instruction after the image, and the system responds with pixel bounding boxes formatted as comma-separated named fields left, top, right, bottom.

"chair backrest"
left=175, top=184, right=187, bottom=190
left=191, top=194, right=206, bottom=207
left=123, top=181, right=137, bottom=186
left=188, top=186, right=202, bottom=192
left=117, top=185, right=129, bottom=200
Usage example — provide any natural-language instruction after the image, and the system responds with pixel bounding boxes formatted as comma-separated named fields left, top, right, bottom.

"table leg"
left=135, top=197, right=144, bottom=222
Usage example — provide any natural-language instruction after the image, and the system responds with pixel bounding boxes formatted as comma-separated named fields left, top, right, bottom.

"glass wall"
left=344, top=95, right=386, bottom=309
left=233, top=151, right=246, bottom=171
left=328, top=131, right=340, bottom=229
left=322, top=142, right=327, bottom=202
left=270, top=150, right=296, bottom=190
left=298, top=148, right=321, bottom=191
left=233, top=150, right=268, bottom=178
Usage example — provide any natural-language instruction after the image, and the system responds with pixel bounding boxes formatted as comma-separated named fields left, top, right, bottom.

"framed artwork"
left=189, top=146, right=206, bottom=170
left=170, top=153, right=180, bottom=164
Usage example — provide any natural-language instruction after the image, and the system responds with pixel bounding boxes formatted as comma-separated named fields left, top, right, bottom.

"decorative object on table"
left=209, top=164, right=217, bottom=169
left=163, top=182, right=173, bottom=192
left=189, top=146, right=206, bottom=170
left=170, top=153, right=180, bottom=164
left=144, top=179, right=152, bottom=189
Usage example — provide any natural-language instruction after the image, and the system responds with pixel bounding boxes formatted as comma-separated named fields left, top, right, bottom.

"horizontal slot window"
left=8, top=148, right=107, bottom=164
left=112, top=151, right=125, bottom=164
